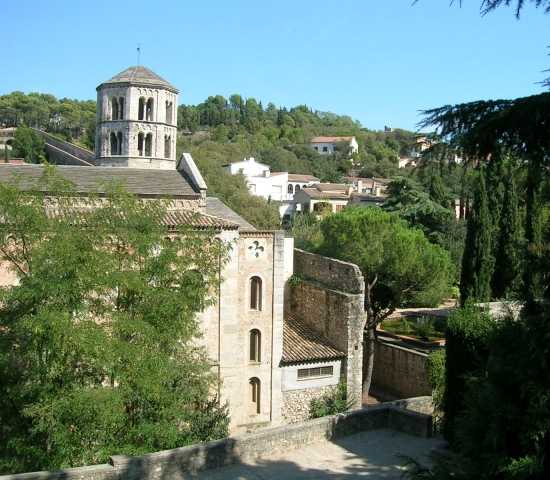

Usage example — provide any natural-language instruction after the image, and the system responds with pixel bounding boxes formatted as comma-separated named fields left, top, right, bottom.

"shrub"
left=426, top=349, right=445, bottom=431
left=309, top=383, right=351, bottom=419
left=443, top=306, right=494, bottom=444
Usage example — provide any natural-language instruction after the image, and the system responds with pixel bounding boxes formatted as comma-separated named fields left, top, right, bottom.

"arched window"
left=110, top=132, right=118, bottom=155
left=111, top=98, right=118, bottom=120
left=287, top=184, right=294, bottom=194
left=295, top=184, right=301, bottom=192
left=249, top=377, right=261, bottom=414
left=116, top=132, right=123, bottom=155
left=145, top=133, right=153, bottom=156
left=250, top=276, right=262, bottom=311
left=164, top=135, right=171, bottom=158
left=118, top=97, right=125, bottom=119
left=137, top=132, right=144, bottom=156
left=165, top=100, right=173, bottom=124
left=250, top=329, right=261, bottom=362
left=146, top=98, right=154, bottom=121
left=138, top=97, right=146, bottom=120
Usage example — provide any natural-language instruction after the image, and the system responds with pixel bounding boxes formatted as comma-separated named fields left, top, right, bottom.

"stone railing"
left=0, top=401, right=432, bottom=480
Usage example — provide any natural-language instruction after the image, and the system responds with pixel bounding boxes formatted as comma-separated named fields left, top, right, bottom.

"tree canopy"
left=0, top=169, right=230, bottom=473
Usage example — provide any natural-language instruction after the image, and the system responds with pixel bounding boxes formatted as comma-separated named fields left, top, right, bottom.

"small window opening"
left=250, top=329, right=261, bottom=363
left=249, top=377, right=261, bottom=414
left=250, top=276, right=262, bottom=311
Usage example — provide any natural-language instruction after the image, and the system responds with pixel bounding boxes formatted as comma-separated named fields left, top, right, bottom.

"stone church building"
left=0, top=66, right=365, bottom=432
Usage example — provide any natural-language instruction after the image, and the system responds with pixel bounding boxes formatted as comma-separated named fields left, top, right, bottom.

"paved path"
left=184, top=429, right=443, bottom=479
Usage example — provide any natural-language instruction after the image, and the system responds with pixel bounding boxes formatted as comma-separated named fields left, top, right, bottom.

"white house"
left=224, top=158, right=320, bottom=220
left=310, top=136, right=359, bottom=156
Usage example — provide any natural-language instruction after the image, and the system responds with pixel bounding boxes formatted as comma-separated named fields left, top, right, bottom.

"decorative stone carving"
left=248, top=240, right=265, bottom=258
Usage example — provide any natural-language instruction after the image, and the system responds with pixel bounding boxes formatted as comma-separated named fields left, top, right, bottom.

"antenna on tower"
left=137, top=44, right=141, bottom=66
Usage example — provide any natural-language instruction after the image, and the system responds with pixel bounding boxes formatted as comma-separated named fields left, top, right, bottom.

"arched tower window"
left=164, top=135, right=171, bottom=158
left=118, top=97, right=125, bottom=119
left=250, top=276, right=262, bottom=311
left=145, top=133, right=153, bottom=156
left=249, top=329, right=261, bottom=363
left=287, top=184, right=294, bottom=194
left=249, top=377, right=261, bottom=414
left=110, top=132, right=118, bottom=155
left=117, top=132, right=123, bottom=155
left=295, top=184, right=301, bottom=192
left=146, top=98, right=154, bottom=121
left=137, top=132, right=144, bottom=156
left=165, top=101, right=173, bottom=124
left=111, top=98, right=118, bottom=121
left=138, top=97, right=146, bottom=120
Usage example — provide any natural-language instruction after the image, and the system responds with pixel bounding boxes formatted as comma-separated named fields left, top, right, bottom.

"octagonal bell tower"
left=95, top=66, right=179, bottom=169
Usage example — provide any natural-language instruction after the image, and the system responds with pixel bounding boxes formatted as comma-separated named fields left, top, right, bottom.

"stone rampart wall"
left=372, top=341, right=431, bottom=399
left=33, top=129, right=95, bottom=165
left=0, top=403, right=432, bottom=480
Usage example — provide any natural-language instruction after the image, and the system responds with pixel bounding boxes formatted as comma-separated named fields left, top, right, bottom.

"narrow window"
left=145, top=133, right=152, bottom=156
left=287, top=184, right=293, bottom=194
left=117, top=132, right=123, bottom=155
left=295, top=184, right=301, bottom=192
left=138, top=132, right=144, bottom=156
left=164, top=135, right=171, bottom=158
left=146, top=98, right=154, bottom=121
left=249, top=377, right=261, bottom=414
left=165, top=100, right=173, bottom=124
left=111, top=98, right=118, bottom=120
left=249, top=329, right=261, bottom=362
left=250, top=276, right=262, bottom=311
left=138, top=97, right=146, bottom=120
left=118, top=97, right=125, bottom=119
left=322, top=146, right=328, bottom=152
left=110, top=132, right=118, bottom=155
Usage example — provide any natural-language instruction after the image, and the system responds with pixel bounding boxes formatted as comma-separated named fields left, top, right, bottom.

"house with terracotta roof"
left=310, top=136, right=359, bottom=156
left=293, top=183, right=353, bottom=214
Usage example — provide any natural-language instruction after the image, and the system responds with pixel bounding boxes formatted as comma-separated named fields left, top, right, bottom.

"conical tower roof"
left=97, top=66, right=178, bottom=93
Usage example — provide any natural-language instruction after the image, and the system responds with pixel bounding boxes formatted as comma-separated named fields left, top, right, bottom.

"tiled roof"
left=205, top=197, right=256, bottom=230
left=316, top=183, right=348, bottom=192
left=99, top=66, right=178, bottom=93
left=310, top=136, right=355, bottom=143
left=0, top=164, right=199, bottom=198
left=43, top=207, right=238, bottom=231
left=300, top=185, right=350, bottom=200
left=287, top=173, right=320, bottom=182
left=282, top=315, right=345, bottom=364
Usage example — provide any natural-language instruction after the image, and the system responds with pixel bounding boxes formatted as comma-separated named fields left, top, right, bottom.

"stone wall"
left=282, top=385, right=336, bottom=423
left=33, top=129, right=95, bottom=166
left=0, top=402, right=432, bottom=480
left=372, top=341, right=432, bottom=399
left=289, top=249, right=365, bottom=410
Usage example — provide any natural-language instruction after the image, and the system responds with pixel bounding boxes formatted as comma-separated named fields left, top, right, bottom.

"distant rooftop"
left=287, top=173, right=319, bottom=183
left=98, top=66, right=178, bottom=93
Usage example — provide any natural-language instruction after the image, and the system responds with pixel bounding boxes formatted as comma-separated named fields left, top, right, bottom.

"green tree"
left=317, top=207, right=453, bottom=396
left=491, top=164, right=523, bottom=299
left=0, top=169, right=230, bottom=473
left=460, top=170, right=494, bottom=304
left=12, top=125, right=45, bottom=163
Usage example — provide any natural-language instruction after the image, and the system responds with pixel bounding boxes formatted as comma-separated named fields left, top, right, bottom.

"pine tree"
left=460, top=170, right=494, bottom=305
left=491, top=164, right=523, bottom=298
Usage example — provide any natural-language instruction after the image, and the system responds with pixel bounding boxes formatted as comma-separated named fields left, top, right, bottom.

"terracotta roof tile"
left=287, top=173, right=320, bottom=182
left=310, top=136, right=355, bottom=143
left=282, top=315, right=345, bottom=364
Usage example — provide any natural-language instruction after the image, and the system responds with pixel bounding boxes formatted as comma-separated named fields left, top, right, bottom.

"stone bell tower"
left=95, top=66, right=178, bottom=169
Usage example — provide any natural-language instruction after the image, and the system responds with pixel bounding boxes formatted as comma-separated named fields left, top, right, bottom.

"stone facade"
left=288, top=249, right=366, bottom=410
left=282, top=384, right=336, bottom=423
left=95, top=68, right=178, bottom=170
left=371, top=341, right=432, bottom=399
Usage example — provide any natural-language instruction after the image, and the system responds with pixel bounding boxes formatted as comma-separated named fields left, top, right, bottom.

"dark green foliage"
left=443, top=306, right=494, bottom=444
left=492, top=164, right=523, bottom=299
left=426, top=350, right=445, bottom=430
left=0, top=169, right=230, bottom=473
left=288, top=212, right=322, bottom=251
left=460, top=171, right=494, bottom=304
left=309, top=383, right=351, bottom=419
left=12, top=125, right=46, bottom=163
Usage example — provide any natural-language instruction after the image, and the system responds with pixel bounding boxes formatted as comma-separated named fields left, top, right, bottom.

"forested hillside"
left=0, top=91, right=417, bottom=228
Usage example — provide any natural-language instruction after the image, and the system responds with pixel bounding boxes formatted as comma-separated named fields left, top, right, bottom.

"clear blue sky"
left=2, top=0, right=549, bottom=130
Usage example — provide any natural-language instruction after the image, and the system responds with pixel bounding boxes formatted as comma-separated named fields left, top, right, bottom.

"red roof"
left=310, top=136, right=355, bottom=144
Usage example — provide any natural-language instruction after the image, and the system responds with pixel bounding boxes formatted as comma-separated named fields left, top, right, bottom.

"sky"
left=2, top=0, right=549, bottom=131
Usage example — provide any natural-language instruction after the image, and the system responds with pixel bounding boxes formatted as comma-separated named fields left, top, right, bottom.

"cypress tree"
left=491, top=164, right=523, bottom=299
left=460, top=170, right=494, bottom=305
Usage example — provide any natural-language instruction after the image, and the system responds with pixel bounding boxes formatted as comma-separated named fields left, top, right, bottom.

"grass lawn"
left=380, top=316, right=446, bottom=342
